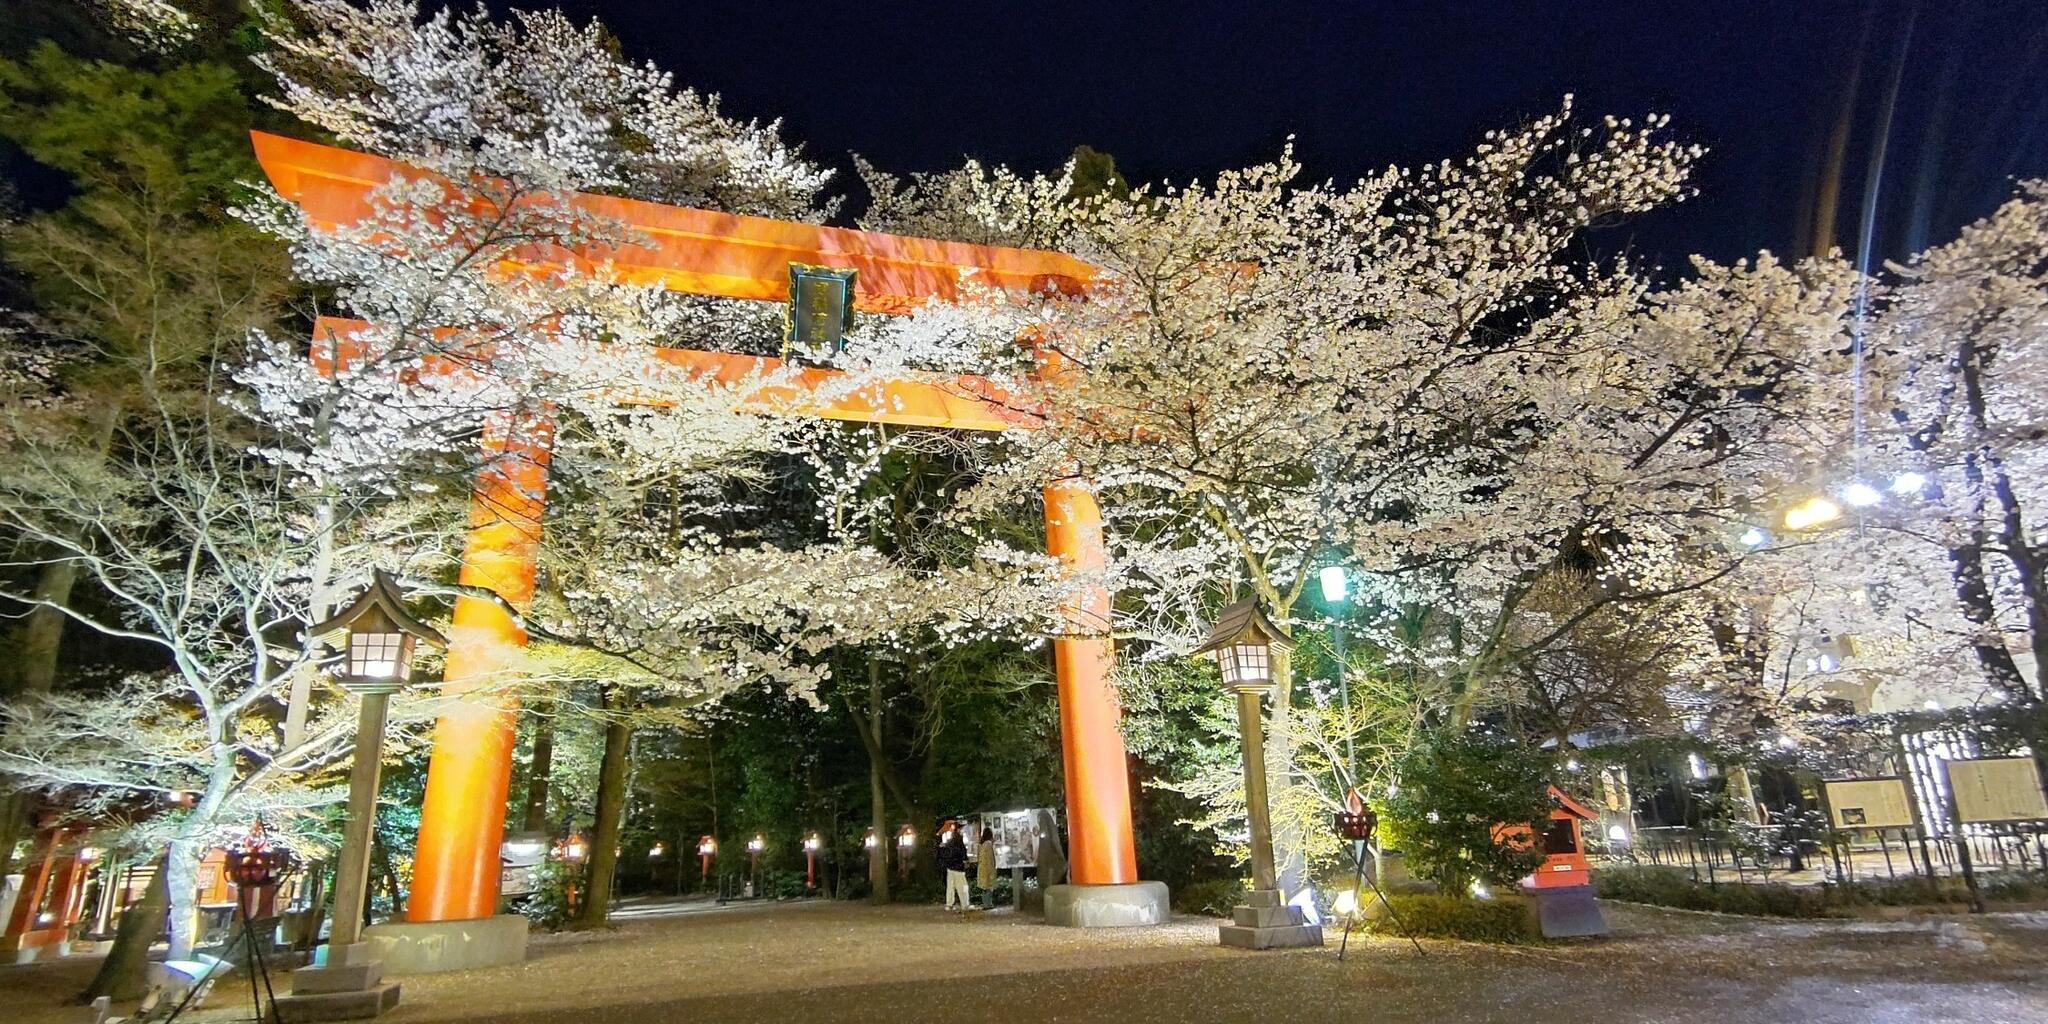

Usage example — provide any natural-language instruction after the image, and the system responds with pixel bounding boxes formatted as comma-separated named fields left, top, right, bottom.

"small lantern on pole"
left=747, top=835, right=765, bottom=895
left=895, top=825, right=916, bottom=879
left=697, top=835, right=717, bottom=885
left=1194, top=598, right=1322, bottom=950
left=306, top=571, right=444, bottom=956
left=803, top=833, right=822, bottom=891
left=1192, top=599, right=1294, bottom=894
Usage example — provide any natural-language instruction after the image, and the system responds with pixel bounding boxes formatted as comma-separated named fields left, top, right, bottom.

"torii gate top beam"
left=252, top=131, right=1094, bottom=314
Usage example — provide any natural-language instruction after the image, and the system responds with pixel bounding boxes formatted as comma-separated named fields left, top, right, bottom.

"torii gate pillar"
left=1041, top=479, right=1169, bottom=926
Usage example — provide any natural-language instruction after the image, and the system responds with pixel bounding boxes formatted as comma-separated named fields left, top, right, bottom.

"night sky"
left=550, top=0, right=2048, bottom=271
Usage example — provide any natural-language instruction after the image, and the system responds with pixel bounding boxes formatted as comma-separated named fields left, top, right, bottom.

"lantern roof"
left=308, top=569, right=447, bottom=648
left=1547, top=785, right=1597, bottom=821
left=1192, top=599, right=1297, bottom=657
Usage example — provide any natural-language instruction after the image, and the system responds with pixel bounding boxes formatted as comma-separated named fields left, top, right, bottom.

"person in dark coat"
left=938, top=823, right=970, bottom=912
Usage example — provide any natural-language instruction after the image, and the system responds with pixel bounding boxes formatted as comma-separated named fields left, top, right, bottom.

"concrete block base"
left=1531, top=884, right=1607, bottom=938
left=1042, top=881, right=1170, bottom=928
left=290, top=943, right=385, bottom=995
left=1218, top=889, right=1324, bottom=950
left=273, top=983, right=401, bottom=1022
left=361, top=915, right=527, bottom=975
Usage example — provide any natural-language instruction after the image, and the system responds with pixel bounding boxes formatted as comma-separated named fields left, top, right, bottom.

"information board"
left=970, top=808, right=1056, bottom=870
left=1947, top=757, right=2048, bottom=824
left=1822, top=777, right=1916, bottom=829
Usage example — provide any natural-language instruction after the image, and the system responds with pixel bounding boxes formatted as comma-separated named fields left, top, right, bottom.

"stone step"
left=274, top=982, right=401, bottom=1022
left=1219, top=922, right=1325, bottom=950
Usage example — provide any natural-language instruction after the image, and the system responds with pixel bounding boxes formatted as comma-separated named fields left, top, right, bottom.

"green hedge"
left=1173, top=877, right=1250, bottom=917
left=1595, top=865, right=1833, bottom=917
left=1596, top=864, right=2048, bottom=917
left=1362, top=892, right=1540, bottom=944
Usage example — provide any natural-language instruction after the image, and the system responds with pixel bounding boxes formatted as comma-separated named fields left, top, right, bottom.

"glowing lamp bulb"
left=1318, top=565, right=1349, bottom=603
left=1738, top=527, right=1768, bottom=549
left=1333, top=888, right=1360, bottom=917
left=1891, top=472, right=1927, bottom=495
left=1842, top=482, right=1882, bottom=508
left=1784, top=497, right=1842, bottom=531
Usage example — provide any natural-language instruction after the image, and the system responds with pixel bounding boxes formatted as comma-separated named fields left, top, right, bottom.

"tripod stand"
left=1336, top=839, right=1425, bottom=961
left=160, top=891, right=281, bottom=1024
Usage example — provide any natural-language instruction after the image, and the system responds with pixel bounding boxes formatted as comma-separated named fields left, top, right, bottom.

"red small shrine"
left=1494, top=785, right=1608, bottom=938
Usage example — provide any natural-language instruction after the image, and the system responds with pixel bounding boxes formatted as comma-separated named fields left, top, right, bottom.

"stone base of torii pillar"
left=1044, top=882, right=1171, bottom=927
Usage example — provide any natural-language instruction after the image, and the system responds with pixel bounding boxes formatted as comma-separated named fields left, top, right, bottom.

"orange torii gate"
left=253, top=133, right=1166, bottom=967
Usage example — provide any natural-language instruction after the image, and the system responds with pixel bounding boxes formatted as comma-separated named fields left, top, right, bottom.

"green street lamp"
left=1318, top=564, right=1357, bottom=781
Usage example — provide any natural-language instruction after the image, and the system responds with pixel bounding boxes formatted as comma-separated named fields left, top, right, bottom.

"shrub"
left=1595, top=865, right=1832, bottom=917
left=515, top=857, right=574, bottom=931
left=1362, top=892, right=1539, bottom=944
left=1173, top=877, right=1250, bottom=917
left=1381, top=732, right=1554, bottom=894
left=1835, top=870, right=2048, bottom=907
left=1597, top=863, right=2048, bottom=917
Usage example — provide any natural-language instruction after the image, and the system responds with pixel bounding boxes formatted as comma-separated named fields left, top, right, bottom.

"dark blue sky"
left=557, top=0, right=2048, bottom=269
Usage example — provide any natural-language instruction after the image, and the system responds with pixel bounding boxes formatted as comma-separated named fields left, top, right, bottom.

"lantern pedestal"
left=276, top=943, right=401, bottom=1021
left=360, top=914, right=528, bottom=974
left=1042, top=881, right=1170, bottom=927
left=1218, top=888, right=1324, bottom=950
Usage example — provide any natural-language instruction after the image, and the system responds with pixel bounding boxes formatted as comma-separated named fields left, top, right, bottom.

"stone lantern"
left=1193, top=599, right=1322, bottom=950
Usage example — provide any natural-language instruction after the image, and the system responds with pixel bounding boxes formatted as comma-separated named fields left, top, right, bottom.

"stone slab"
left=1219, top=922, right=1325, bottom=949
left=361, top=915, right=527, bottom=975
left=1042, top=882, right=1171, bottom=928
left=274, top=982, right=401, bottom=1022
left=1532, top=884, right=1607, bottom=938
left=1231, top=904, right=1305, bottom=929
left=290, top=961, right=383, bottom=995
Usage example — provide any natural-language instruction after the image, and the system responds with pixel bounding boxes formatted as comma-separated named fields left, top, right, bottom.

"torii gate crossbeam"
left=254, top=133, right=1161, bottom=958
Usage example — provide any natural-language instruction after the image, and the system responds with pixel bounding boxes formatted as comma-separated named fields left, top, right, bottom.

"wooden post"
left=329, top=689, right=393, bottom=949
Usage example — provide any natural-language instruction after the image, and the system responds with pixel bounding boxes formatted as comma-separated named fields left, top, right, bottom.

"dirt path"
left=5, top=901, right=2044, bottom=1023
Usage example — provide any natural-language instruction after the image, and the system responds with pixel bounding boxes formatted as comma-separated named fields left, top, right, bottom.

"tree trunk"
left=1, top=411, right=119, bottom=881
left=370, top=827, right=402, bottom=924
left=867, top=659, right=890, bottom=903
left=1266, top=643, right=1310, bottom=900
left=164, top=834, right=203, bottom=960
left=0, top=559, right=86, bottom=883
left=572, top=690, right=634, bottom=929
left=79, top=854, right=167, bottom=1003
left=522, top=712, right=556, bottom=833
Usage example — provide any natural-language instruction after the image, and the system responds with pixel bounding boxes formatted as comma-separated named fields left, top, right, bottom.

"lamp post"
left=895, top=825, right=915, bottom=880
left=1195, top=599, right=1321, bottom=949
left=697, top=836, right=717, bottom=889
left=803, top=833, right=822, bottom=891
left=286, top=571, right=442, bottom=1013
left=1319, top=565, right=1356, bottom=782
left=747, top=835, right=764, bottom=896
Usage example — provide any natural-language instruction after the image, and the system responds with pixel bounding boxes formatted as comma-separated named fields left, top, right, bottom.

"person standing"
left=976, top=824, right=999, bottom=909
left=939, top=823, right=970, bottom=912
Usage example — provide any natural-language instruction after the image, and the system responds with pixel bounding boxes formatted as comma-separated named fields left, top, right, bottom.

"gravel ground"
left=5, top=900, right=2046, bottom=1024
